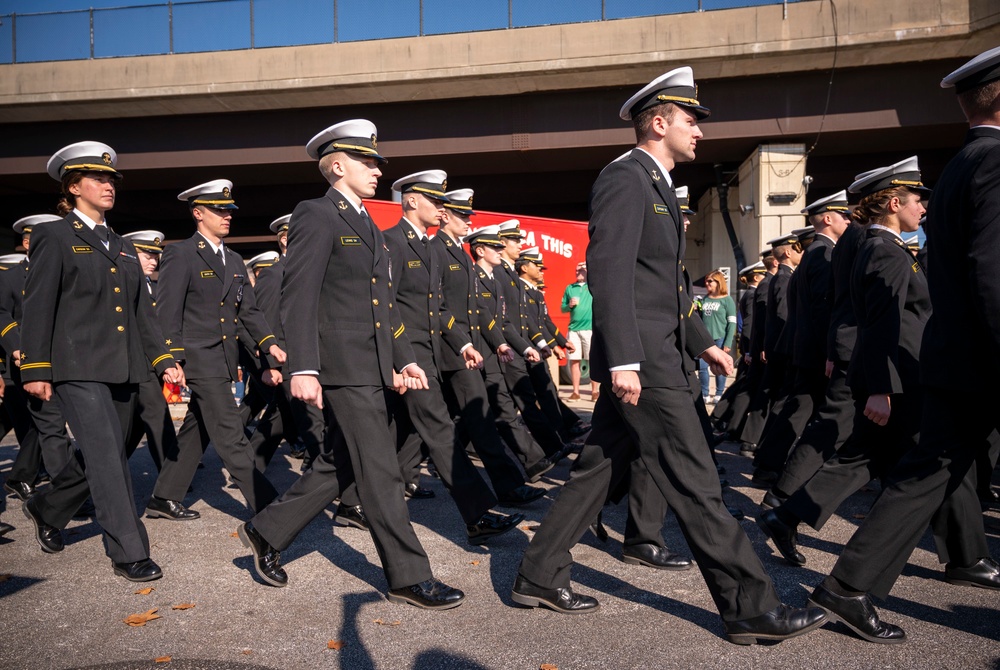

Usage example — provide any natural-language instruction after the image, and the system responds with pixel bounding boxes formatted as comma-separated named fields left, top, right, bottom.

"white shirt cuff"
left=291, top=370, right=319, bottom=376
left=399, top=362, right=415, bottom=373
left=609, top=363, right=641, bottom=372
left=459, top=343, right=473, bottom=353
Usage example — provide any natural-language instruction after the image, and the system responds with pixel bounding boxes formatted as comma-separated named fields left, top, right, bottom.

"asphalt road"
left=1, top=391, right=998, bottom=670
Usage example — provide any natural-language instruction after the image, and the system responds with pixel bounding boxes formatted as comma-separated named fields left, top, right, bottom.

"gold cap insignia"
left=222, top=187, right=231, bottom=198
left=406, top=230, right=415, bottom=239
left=468, top=196, right=474, bottom=207
left=371, top=134, right=378, bottom=150
left=73, top=221, right=83, bottom=229
left=337, top=200, right=348, bottom=210
left=197, top=240, right=206, bottom=249
left=441, top=179, right=448, bottom=191
left=153, top=237, right=161, bottom=245
left=101, top=152, right=112, bottom=165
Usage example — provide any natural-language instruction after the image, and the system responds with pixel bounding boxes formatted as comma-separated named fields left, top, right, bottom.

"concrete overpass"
left=0, top=0, right=997, bottom=276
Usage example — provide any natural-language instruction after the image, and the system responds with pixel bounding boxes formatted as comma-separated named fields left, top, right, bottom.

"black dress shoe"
left=0, top=520, right=14, bottom=537
left=237, top=522, right=288, bottom=587
left=335, top=504, right=369, bottom=531
left=589, top=510, right=609, bottom=543
left=980, top=487, right=999, bottom=504
left=709, top=431, right=728, bottom=447
left=727, top=505, right=745, bottom=521
left=525, top=458, right=555, bottom=483
left=4, top=480, right=35, bottom=502
left=750, top=469, right=779, bottom=487
left=808, top=584, right=906, bottom=643
left=404, top=482, right=435, bottom=499
left=756, top=509, right=806, bottom=566
left=622, top=543, right=693, bottom=571
left=724, top=603, right=828, bottom=645
left=146, top=496, right=201, bottom=521
left=760, top=490, right=787, bottom=510
left=22, top=499, right=63, bottom=553
left=113, top=558, right=163, bottom=582
left=467, top=511, right=524, bottom=545
left=511, top=574, right=600, bottom=614
left=550, top=444, right=574, bottom=464
left=497, top=485, right=546, bottom=506
left=738, top=442, right=757, bottom=456
left=388, top=578, right=465, bottom=610
left=945, top=557, right=1000, bottom=590
left=288, top=444, right=306, bottom=459
left=567, top=422, right=591, bottom=437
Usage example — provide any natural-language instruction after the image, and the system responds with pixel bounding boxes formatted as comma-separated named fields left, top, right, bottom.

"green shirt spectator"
left=561, top=280, right=593, bottom=331
left=700, top=294, right=737, bottom=350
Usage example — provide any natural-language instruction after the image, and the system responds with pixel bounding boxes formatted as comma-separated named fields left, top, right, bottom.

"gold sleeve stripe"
left=488, top=319, right=496, bottom=330
left=169, top=347, right=186, bottom=352
left=0, top=321, right=17, bottom=337
left=394, top=324, right=405, bottom=338
left=20, top=362, right=52, bottom=370
left=688, top=302, right=697, bottom=317
left=447, top=316, right=455, bottom=330
left=258, top=334, right=275, bottom=347
left=151, top=354, right=174, bottom=367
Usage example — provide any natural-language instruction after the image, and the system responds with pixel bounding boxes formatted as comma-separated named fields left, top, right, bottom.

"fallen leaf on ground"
left=230, top=532, right=239, bottom=538
left=0, top=574, right=11, bottom=583
left=154, top=656, right=172, bottom=663
left=124, top=608, right=161, bottom=627
left=519, top=525, right=533, bottom=531
left=852, top=514, right=866, bottom=520
left=469, top=560, right=480, bottom=566
left=541, top=664, right=558, bottom=670
left=242, top=650, right=252, bottom=655
left=172, top=603, right=195, bottom=610
left=328, top=640, right=346, bottom=650
left=134, top=587, right=155, bottom=595
left=372, top=619, right=401, bottom=626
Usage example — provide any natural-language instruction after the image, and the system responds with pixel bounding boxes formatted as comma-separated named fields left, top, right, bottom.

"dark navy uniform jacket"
left=19, top=214, right=174, bottom=384
left=383, top=220, right=469, bottom=379
left=430, top=232, right=481, bottom=373
left=156, top=233, right=276, bottom=381
left=791, top=234, right=836, bottom=370
left=586, top=148, right=714, bottom=389
left=281, top=188, right=415, bottom=387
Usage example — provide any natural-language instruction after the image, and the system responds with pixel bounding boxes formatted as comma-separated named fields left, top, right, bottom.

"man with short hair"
left=149, top=180, right=284, bottom=520
left=237, top=121, right=465, bottom=610
left=561, top=263, right=597, bottom=402
left=511, top=67, right=826, bottom=644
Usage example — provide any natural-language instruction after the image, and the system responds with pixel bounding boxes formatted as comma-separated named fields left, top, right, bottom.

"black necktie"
left=94, top=224, right=108, bottom=244
left=421, top=236, right=428, bottom=247
left=216, top=248, right=225, bottom=266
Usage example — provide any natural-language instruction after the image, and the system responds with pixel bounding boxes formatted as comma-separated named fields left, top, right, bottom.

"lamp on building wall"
left=739, top=203, right=754, bottom=216
left=767, top=192, right=798, bottom=204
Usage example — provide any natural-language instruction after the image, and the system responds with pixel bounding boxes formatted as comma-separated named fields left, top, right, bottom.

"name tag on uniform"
left=528, top=298, right=536, bottom=304
left=654, top=204, right=670, bottom=216
left=200, top=270, right=216, bottom=278
left=408, top=260, right=422, bottom=269
left=341, top=236, right=361, bottom=246
left=72, top=246, right=93, bottom=254
left=481, top=292, right=492, bottom=298
left=449, top=264, right=461, bottom=271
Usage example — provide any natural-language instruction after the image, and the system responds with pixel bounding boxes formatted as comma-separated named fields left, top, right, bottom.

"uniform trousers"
left=711, top=355, right=750, bottom=430
left=124, top=375, right=178, bottom=472
left=481, top=357, right=548, bottom=471
left=831, top=388, right=995, bottom=599
left=773, top=362, right=855, bottom=496
left=734, top=357, right=769, bottom=444
left=153, top=377, right=278, bottom=513
left=527, top=360, right=565, bottom=432
left=5, top=368, right=73, bottom=480
left=441, top=366, right=525, bottom=496
left=391, top=376, right=495, bottom=525
left=32, top=382, right=149, bottom=563
left=251, top=385, right=432, bottom=590
left=753, top=365, right=829, bottom=475
left=502, top=357, right=566, bottom=457
left=520, top=388, right=781, bottom=621
left=250, top=379, right=325, bottom=472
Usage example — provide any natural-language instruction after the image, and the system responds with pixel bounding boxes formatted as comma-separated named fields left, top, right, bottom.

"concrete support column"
left=736, top=143, right=808, bottom=263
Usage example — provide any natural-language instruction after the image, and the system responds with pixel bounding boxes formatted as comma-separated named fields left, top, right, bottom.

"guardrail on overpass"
left=0, top=0, right=799, bottom=64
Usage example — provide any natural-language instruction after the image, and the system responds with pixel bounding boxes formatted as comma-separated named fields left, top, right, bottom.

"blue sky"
left=1, top=0, right=791, bottom=62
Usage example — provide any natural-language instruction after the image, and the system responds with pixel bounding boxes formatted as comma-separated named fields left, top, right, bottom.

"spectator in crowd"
left=561, top=262, right=599, bottom=401
left=699, top=269, right=737, bottom=403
